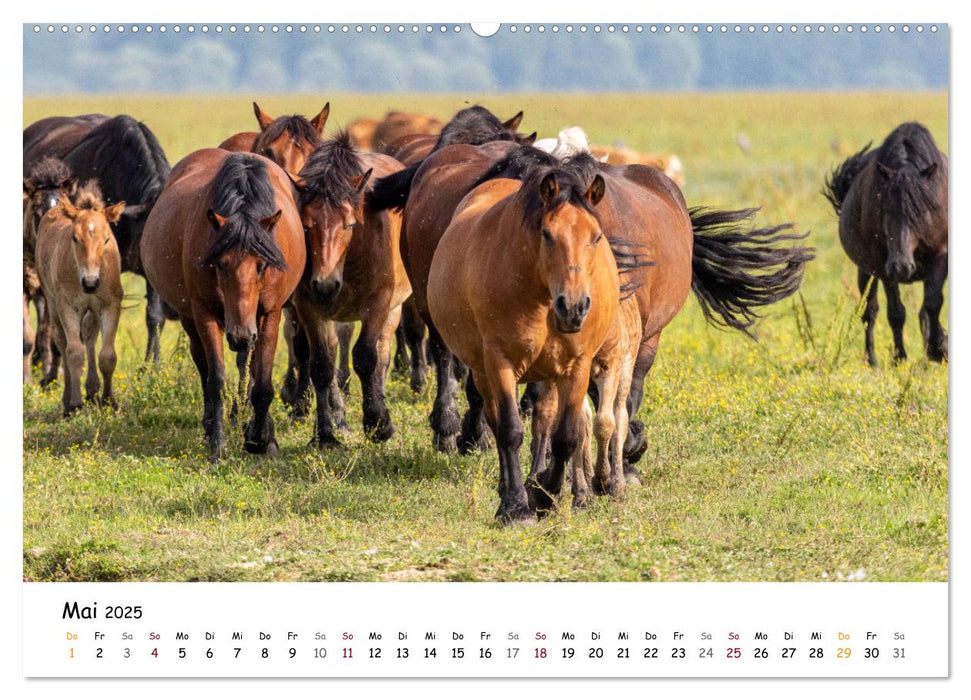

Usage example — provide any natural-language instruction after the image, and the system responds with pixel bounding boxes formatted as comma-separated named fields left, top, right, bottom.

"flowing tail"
left=366, top=162, right=421, bottom=212
left=822, top=143, right=872, bottom=216
left=689, top=207, right=814, bottom=338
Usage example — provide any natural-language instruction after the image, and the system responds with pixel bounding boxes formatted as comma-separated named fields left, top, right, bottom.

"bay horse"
left=824, top=122, right=948, bottom=365
left=141, top=150, right=305, bottom=459
left=34, top=183, right=125, bottom=416
left=427, top=167, right=620, bottom=523
left=371, top=105, right=534, bottom=394
left=371, top=110, right=444, bottom=153
left=346, top=117, right=379, bottom=152
left=218, top=102, right=329, bottom=415
left=218, top=102, right=329, bottom=175
left=23, top=157, right=77, bottom=383
left=288, top=133, right=411, bottom=447
left=60, top=115, right=175, bottom=364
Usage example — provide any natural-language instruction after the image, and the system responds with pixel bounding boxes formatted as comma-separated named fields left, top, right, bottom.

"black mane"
left=205, top=154, right=288, bottom=270
left=65, top=115, right=170, bottom=207
left=258, top=114, right=324, bottom=151
left=25, top=156, right=73, bottom=193
left=298, top=132, right=365, bottom=209
left=874, top=122, right=946, bottom=231
left=432, top=105, right=518, bottom=152
left=520, top=166, right=601, bottom=233
left=823, top=143, right=872, bottom=216
left=473, top=146, right=603, bottom=191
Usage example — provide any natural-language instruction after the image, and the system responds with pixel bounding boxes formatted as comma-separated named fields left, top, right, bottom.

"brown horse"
left=23, top=157, right=77, bottom=383
left=23, top=114, right=108, bottom=174
left=141, top=150, right=305, bottom=459
left=824, top=122, right=948, bottom=365
left=370, top=106, right=534, bottom=396
left=288, top=134, right=411, bottom=446
left=428, top=168, right=618, bottom=522
left=219, top=102, right=329, bottom=175
left=35, top=183, right=125, bottom=416
left=372, top=111, right=444, bottom=153
left=346, top=117, right=379, bottom=151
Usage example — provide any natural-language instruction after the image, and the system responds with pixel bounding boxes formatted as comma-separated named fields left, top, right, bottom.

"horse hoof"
left=365, top=414, right=395, bottom=443
left=495, top=503, right=536, bottom=526
left=245, top=438, right=279, bottom=456
left=526, top=478, right=558, bottom=514
left=572, top=492, right=593, bottom=510
left=62, top=405, right=82, bottom=418
left=433, top=433, right=458, bottom=453
left=591, top=475, right=609, bottom=496
left=312, top=434, right=341, bottom=450
left=623, top=464, right=642, bottom=486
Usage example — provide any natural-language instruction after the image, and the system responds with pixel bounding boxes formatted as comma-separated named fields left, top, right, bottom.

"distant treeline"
left=23, top=25, right=948, bottom=94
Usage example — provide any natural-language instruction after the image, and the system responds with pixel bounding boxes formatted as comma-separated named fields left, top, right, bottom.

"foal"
left=35, top=183, right=124, bottom=416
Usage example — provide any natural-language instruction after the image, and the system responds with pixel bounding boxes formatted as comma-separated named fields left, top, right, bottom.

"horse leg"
left=622, top=332, right=659, bottom=483
left=402, top=300, right=428, bottom=394
left=279, top=306, right=309, bottom=418
left=58, top=310, right=85, bottom=417
left=528, top=381, right=557, bottom=485
left=23, top=293, right=34, bottom=383
left=920, top=253, right=948, bottom=362
left=244, top=310, right=282, bottom=455
left=336, top=321, right=354, bottom=395
left=858, top=269, right=879, bottom=367
left=476, top=366, right=533, bottom=524
left=310, top=318, right=340, bottom=449
left=528, top=366, right=590, bottom=515
left=458, top=373, right=492, bottom=454
left=230, top=348, right=250, bottom=423
left=82, top=311, right=101, bottom=403
left=571, top=398, right=595, bottom=509
left=519, top=381, right=542, bottom=417
left=883, top=279, right=907, bottom=363
left=37, top=295, right=61, bottom=388
left=144, top=282, right=166, bottom=365
left=591, top=364, right=621, bottom=498
left=354, top=310, right=395, bottom=442
left=428, top=328, right=461, bottom=452
left=195, top=313, right=227, bottom=461
left=179, top=318, right=210, bottom=436
left=97, top=302, right=121, bottom=409
left=393, top=320, right=410, bottom=377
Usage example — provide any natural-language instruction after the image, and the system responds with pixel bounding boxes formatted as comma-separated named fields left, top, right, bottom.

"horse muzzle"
left=885, top=257, right=917, bottom=281
left=310, top=277, right=343, bottom=306
left=80, top=275, right=101, bottom=294
left=227, top=328, right=257, bottom=353
left=553, top=293, right=592, bottom=334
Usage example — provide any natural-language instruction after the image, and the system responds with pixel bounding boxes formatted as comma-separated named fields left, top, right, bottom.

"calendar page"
left=16, top=2, right=957, bottom=694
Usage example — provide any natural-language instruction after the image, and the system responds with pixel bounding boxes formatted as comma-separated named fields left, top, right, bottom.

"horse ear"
left=207, top=209, right=228, bottom=231
left=286, top=170, right=306, bottom=192
left=23, top=178, right=33, bottom=198
left=352, top=168, right=374, bottom=195
left=260, top=210, right=283, bottom=231
left=503, top=111, right=524, bottom=132
left=522, top=131, right=538, bottom=146
left=59, top=198, right=79, bottom=220
left=66, top=178, right=78, bottom=197
left=121, top=202, right=149, bottom=219
left=540, top=172, right=559, bottom=204
left=877, top=162, right=894, bottom=178
left=586, top=175, right=606, bottom=206
left=253, top=102, right=274, bottom=131
left=104, top=201, right=127, bottom=224
left=921, top=162, right=938, bottom=179
left=311, top=103, right=330, bottom=134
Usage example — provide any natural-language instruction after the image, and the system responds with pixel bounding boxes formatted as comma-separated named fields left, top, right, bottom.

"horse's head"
left=58, top=193, right=124, bottom=294
left=877, top=160, right=939, bottom=280
left=294, top=134, right=372, bottom=305
left=24, top=157, right=77, bottom=224
left=252, top=102, right=329, bottom=176
left=295, top=169, right=372, bottom=305
left=529, top=170, right=607, bottom=334
left=205, top=209, right=286, bottom=352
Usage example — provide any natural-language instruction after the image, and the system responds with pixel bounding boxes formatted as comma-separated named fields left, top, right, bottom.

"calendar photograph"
left=22, top=22, right=948, bottom=589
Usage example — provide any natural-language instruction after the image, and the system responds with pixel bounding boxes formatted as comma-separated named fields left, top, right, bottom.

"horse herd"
left=22, top=103, right=948, bottom=523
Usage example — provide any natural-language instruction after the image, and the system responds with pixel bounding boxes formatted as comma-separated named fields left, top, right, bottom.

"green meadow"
left=22, top=93, right=948, bottom=581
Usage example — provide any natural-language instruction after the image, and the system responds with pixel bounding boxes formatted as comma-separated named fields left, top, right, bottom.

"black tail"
left=366, top=162, right=421, bottom=212
left=822, top=143, right=872, bottom=216
left=689, top=207, right=814, bottom=338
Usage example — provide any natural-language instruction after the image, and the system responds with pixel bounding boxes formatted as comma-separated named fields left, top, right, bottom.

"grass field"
left=22, top=93, right=948, bottom=582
